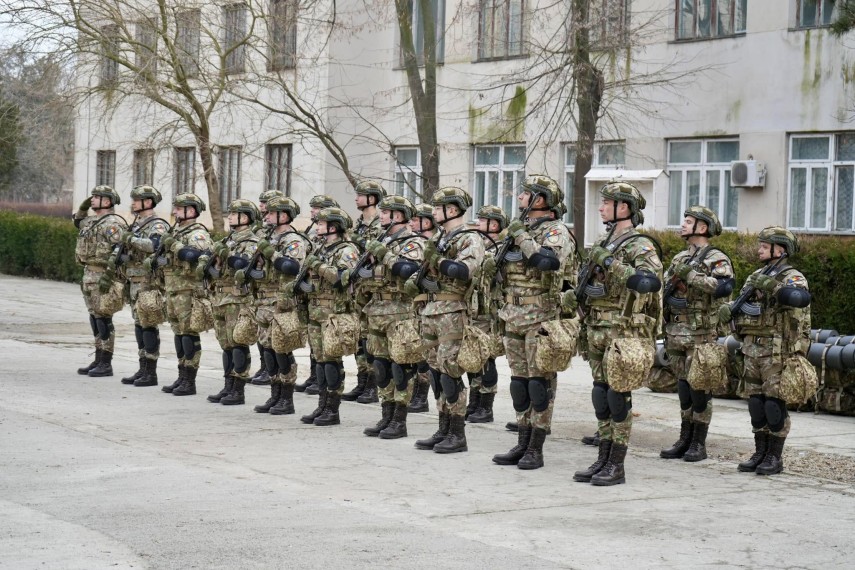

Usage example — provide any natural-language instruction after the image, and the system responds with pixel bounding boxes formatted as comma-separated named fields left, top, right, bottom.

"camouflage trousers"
left=469, top=316, right=498, bottom=395
left=80, top=279, right=116, bottom=354
left=503, top=319, right=558, bottom=431
left=587, top=324, right=638, bottom=447
left=255, top=299, right=276, bottom=349
left=213, top=301, right=253, bottom=380
left=665, top=330, right=717, bottom=425
left=742, top=346, right=791, bottom=438
left=307, top=313, right=344, bottom=396
left=421, top=311, right=467, bottom=417
left=367, top=308, right=413, bottom=405
left=129, top=280, right=161, bottom=361
left=165, top=288, right=203, bottom=369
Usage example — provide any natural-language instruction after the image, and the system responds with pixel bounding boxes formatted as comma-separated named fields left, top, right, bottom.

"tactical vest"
left=256, top=230, right=310, bottom=298
left=75, top=214, right=126, bottom=266
left=735, top=266, right=810, bottom=342
left=161, top=223, right=209, bottom=281
left=502, top=219, right=568, bottom=300
left=359, top=227, right=414, bottom=295
left=124, top=216, right=169, bottom=278
left=665, top=246, right=728, bottom=331
left=424, top=228, right=476, bottom=298
left=308, top=240, right=356, bottom=302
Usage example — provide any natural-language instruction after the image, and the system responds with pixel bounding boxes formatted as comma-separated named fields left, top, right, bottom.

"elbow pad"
left=177, top=247, right=203, bottom=263
left=149, top=235, right=161, bottom=250
left=439, top=259, right=470, bottom=281
left=713, top=277, right=736, bottom=299
left=391, top=260, right=419, bottom=279
left=227, top=255, right=249, bottom=270
left=333, top=269, right=346, bottom=289
left=626, top=269, right=662, bottom=293
left=526, top=247, right=560, bottom=272
left=273, top=256, right=301, bottom=276
left=777, top=286, right=811, bottom=308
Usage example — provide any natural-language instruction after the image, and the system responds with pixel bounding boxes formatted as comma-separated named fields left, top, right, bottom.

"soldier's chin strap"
left=609, top=200, right=632, bottom=224
left=179, top=206, right=200, bottom=221
left=440, top=204, right=465, bottom=224
left=357, top=195, right=379, bottom=211
left=416, top=218, right=434, bottom=233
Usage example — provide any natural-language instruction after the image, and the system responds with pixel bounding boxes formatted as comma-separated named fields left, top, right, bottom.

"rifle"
left=240, top=227, right=275, bottom=294
left=662, top=244, right=708, bottom=309
left=412, top=226, right=446, bottom=291
left=490, top=201, right=536, bottom=287
left=149, top=220, right=177, bottom=275
left=202, top=229, right=235, bottom=287
left=111, top=213, right=139, bottom=270
left=575, top=222, right=619, bottom=314
left=729, top=253, right=788, bottom=331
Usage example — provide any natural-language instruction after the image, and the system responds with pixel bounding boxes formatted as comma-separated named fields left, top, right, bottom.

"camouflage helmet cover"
left=130, top=185, right=162, bottom=205
left=379, top=195, right=415, bottom=220
left=173, top=193, right=207, bottom=212
left=91, top=185, right=121, bottom=206
left=309, top=194, right=340, bottom=209
left=758, top=225, right=800, bottom=256
left=522, top=174, right=563, bottom=211
left=414, top=203, right=434, bottom=220
left=259, top=189, right=284, bottom=204
left=317, top=206, right=354, bottom=231
left=355, top=180, right=387, bottom=199
left=476, top=204, right=510, bottom=230
left=265, top=195, right=300, bottom=220
left=228, top=199, right=261, bottom=223
left=431, top=186, right=472, bottom=211
left=684, top=205, right=722, bottom=237
left=600, top=181, right=645, bottom=226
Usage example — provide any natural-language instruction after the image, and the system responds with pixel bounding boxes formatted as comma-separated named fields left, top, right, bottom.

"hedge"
left=0, top=210, right=83, bottom=283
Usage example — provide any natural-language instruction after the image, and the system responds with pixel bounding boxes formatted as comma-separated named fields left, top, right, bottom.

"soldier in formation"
left=406, top=203, right=437, bottom=415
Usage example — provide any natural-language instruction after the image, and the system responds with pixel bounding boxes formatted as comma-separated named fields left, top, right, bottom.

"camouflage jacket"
left=122, top=215, right=170, bottom=280
left=307, top=238, right=360, bottom=320
left=257, top=228, right=311, bottom=311
left=213, top=227, right=259, bottom=306
left=473, top=232, right=503, bottom=321
left=420, top=226, right=485, bottom=317
left=74, top=213, right=127, bottom=269
left=161, top=222, right=213, bottom=293
left=352, top=214, right=382, bottom=250
left=362, top=227, right=425, bottom=316
left=664, top=244, right=733, bottom=335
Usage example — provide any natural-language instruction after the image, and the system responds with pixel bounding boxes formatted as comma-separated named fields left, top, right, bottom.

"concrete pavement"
left=0, top=274, right=853, bottom=569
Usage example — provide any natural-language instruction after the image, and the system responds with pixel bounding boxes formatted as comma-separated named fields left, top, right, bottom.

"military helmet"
left=130, top=185, right=162, bottom=205
left=173, top=192, right=207, bottom=212
left=317, top=206, right=353, bottom=231
left=684, top=205, right=722, bottom=237
left=227, top=199, right=261, bottom=223
left=600, top=181, right=645, bottom=225
left=758, top=226, right=799, bottom=256
left=265, top=195, right=300, bottom=220
left=259, top=189, right=284, bottom=204
left=310, top=194, right=340, bottom=209
left=414, top=203, right=434, bottom=220
left=522, top=174, right=563, bottom=212
left=477, top=205, right=509, bottom=230
left=91, top=185, right=121, bottom=206
left=354, top=180, right=387, bottom=200
left=379, top=195, right=415, bottom=220
left=431, top=186, right=472, bottom=211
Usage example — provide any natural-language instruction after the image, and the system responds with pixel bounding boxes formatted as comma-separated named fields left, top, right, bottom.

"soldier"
left=491, top=176, right=576, bottom=470
left=299, top=207, right=360, bottom=426
left=73, top=186, right=129, bottom=377
left=405, top=187, right=485, bottom=454
left=147, top=193, right=213, bottom=396
left=252, top=196, right=311, bottom=415
left=358, top=195, right=424, bottom=439
left=573, top=182, right=663, bottom=486
left=117, top=185, right=170, bottom=387
left=205, top=199, right=261, bottom=406
left=407, top=203, right=437, bottom=414
left=660, top=206, right=735, bottom=462
left=719, top=227, right=811, bottom=476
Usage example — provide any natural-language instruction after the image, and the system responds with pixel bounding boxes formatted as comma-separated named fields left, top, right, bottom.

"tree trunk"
left=195, top=125, right=223, bottom=234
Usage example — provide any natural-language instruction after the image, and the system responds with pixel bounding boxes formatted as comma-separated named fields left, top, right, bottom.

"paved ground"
left=1, top=274, right=854, bottom=569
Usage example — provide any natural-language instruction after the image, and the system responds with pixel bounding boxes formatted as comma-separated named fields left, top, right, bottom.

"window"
left=563, top=145, right=576, bottom=225
left=593, top=141, right=625, bottom=167
left=676, top=0, right=747, bottom=40
left=218, top=146, right=242, bottom=205
left=100, top=25, right=120, bottom=86
left=588, top=0, right=630, bottom=47
left=667, top=139, right=740, bottom=228
left=395, top=147, right=423, bottom=203
left=133, top=149, right=155, bottom=187
left=401, top=0, right=445, bottom=65
left=269, top=0, right=298, bottom=70
left=96, top=150, right=116, bottom=187
left=473, top=144, right=526, bottom=216
left=795, top=0, right=838, bottom=28
left=174, top=147, right=196, bottom=194
left=788, top=133, right=855, bottom=232
left=134, top=19, right=157, bottom=78
left=176, top=9, right=201, bottom=79
left=265, top=144, right=292, bottom=195
left=478, top=0, right=525, bottom=60
left=223, top=3, right=247, bottom=74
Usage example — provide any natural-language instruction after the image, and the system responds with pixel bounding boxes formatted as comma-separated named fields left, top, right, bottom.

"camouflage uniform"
left=407, top=203, right=437, bottom=414
left=350, top=205, right=384, bottom=403
left=73, top=186, right=128, bottom=377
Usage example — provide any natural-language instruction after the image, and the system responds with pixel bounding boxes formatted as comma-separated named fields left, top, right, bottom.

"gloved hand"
left=402, top=276, right=420, bottom=298
left=481, top=256, right=497, bottom=281
left=98, top=273, right=113, bottom=293
left=718, top=303, right=732, bottom=323
left=561, top=289, right=578, bottom=314
left=234, top=269, right=247, bottom=285
left=506, top=219, right=526, bottom=239
left=143, top=256, right=154, bottom=272
left=121, top=231, right=135, bottom=245
left=366, top=240, right=387, bottom=260
left=257, top=239, right=275, bottom=260
left=422, top=240, right=441, bottom=268
left=213, top=242, right=229, bottom=258
left=282, top=281, right=297, bottom=297
left=304, top=254, right=323, bottom=271
left=589, top=245, right=613, bottom=268
left=674, top=263, right=694, bottom=280
left=77, top=197, right=92, bottom=213
left=195, top=256, right=210, bottom=280
left=340, top=269, right=351, bottom=288
left=747, top=272, right=777, bottom=293
left=161, top=235, right=177, bottom=252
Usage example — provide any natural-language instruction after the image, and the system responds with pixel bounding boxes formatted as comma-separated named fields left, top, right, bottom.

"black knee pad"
left=315, top=361, right=327, bottom=390
left=222, top=350, right=233, bottom=374
left=677, top=379, right=693, bottom=411
left=691, top=389, right=711, bottom=414
left=182, top=335, right=200, bottom=360
left=467, top=371, right=481, bottom=385
left=429, top=368, right=442, bottom=399
left=134, top=324, right=145, bottom=350
left=510, top=376, right=530, bottom=413
left=89, top=314, right=99, bottom=337
left=324, top=362, right=344, bottom=390
left=482, top=358, right=498, bottom=388
left=440, top=374, right=461, bottom=404
left=373, top=357, right=392, bottom=388
left=263, top=349, right=278, bottom=375
left=392, top=362, right=412, bottom=392
left=607, top=389, right=632, bottom=423
left=357, top=338, right=367, bottom=357
left=748, top=395, right=767, bottom=430
left=175, top=335, right=185, bottom=359
left=528, top=377, right=551, bottom=413
left=765, top=398, right=788, bottom=433
left=592, top=382, right=610, bottom=420
left=232, top=345, right=250, bottom=374
left=275, top=352, right=292, bottom=374
left=417, top=361, right=429, bottom=374
left=142, top=327, right=160, bottom=354
left=96, top=317, right=113, bottom=341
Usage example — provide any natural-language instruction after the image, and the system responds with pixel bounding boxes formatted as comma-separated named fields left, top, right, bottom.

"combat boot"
left=301, top=390, right=328, bottom=424
left=134, top=358, right=158, bottom=387
left=468, top=393, right=495, bottom=423
left=220, top=378, right=246, bottom=405
left=591, top=443, right=628, bottom=486
left=434, top=415, right=468, bottom=454
left=505, top=421, right=519, bottom=432
left=415, top=412, right=451, bottom=450
left=78, top=349, right=101, bottom=375
left=122, top=357, right=145, bottom=384
left=755, top=435, right=786, bottom=475
left=379, top=403, right=409, bottom=439
left=88, top=351, right=114, bottom=377
left=364, top=401, right=395, bottom=437
left=172, top=367, right=198, bottom=396
left=737, top=432, right=770, bottom=472
left=518, top=427, right=547, bottom=470
left=407, top=380, right=430, bottom=413
left=162, top=365, right=186, bottom=393
left=342, top=369, right=367, bottom=401
left=683, top=422, right=709, bottom=462
left=356, top=371, right=379, bottom=404
left=573, top=439, right=612, bottom=482
left=270, top=383, right=295, bottom=415
left=207, top=375, right=233, bottom=403
left=254, top=381, right=282, bottom=413
left=660, top=420, right=693, bottom=459
left=492, top=426, right=532, bottom=466
left=294, top=356, right=317, bottom=393
left=313, top=392, right=341, bottom=426
left=305, top=375, right=321, bottom=395
left=250, top=369, right=271, bottom=386
left=581, top=432, right=600, bottom=446
left=465, top=389, right=480, bottom=420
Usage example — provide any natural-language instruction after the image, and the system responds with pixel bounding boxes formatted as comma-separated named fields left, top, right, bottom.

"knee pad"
left=528, top=377, right=551, bottom=413
left=482, top=358, right=498, bottom=388
left=263, top=349, right=278, bottom=375
left=748, top=395, right=767, bottom=429
left=232, top=345, right=250, bottom=374
left=182, top=335, right=200, bottom=360
left=510, top=376, right=530, bottom=412
left=89, top=314, right=99, bottom=337
left=96, top=317, right=113, bottom=341
left=275, top=352, right=292, bottom=374
left=134, top=324, right=145, bottom=350
left=467, top=371, right=482, bottom=385
left=440, top=374, right=461, bottom=404
left=392, top=363, right=412, bottom=392
left=222, top=350, right=233, bottom=374
left=429, top=368, right=442, bottom=399
left=690, top=389, right=711, bottom=414
left=592, top=382, right=610, bottom=420
left=677, top=379, right=693, bottom=411
left=174, top=335, right=185, bottom=359
left=373, top=357, right=392, bottom=388
left=607, top=389, right=632, bottom=423
left=142, top=328, right=160, bottom=353
left=324, top=362, right=344, bottom=390
left=765, top=398, right=788, bottom=433
left=315, top=361, right=327, bottom=390
left=357, top=338, right=367, bottom=357
left=417, top=361, right=429, bottom=374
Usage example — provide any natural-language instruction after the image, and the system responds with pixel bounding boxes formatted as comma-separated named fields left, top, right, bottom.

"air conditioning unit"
left=731, top=160, right=766, bottom=188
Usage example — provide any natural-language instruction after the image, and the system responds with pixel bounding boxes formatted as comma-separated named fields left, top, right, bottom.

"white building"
left=75, top=0, right=855, bottom=243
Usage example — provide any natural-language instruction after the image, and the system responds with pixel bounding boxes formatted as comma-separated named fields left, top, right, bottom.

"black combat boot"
left=270, top=383, right=296, bottom=415
left=683, top=422, right=709, bottom=462
left=468, top=393, right=495, bottom=423
left=301, top=390, right=328, bottom=424
left=207, top=375, right=233, bottom=403
left=220, top=378, right=246, bottom=405
left=492, top=426, right=532, bottom=466
left=78, top=349, right=101, bottom=375
left=314, top=392, right=341, bottom=426
left=518, top=428, right=547, bottom=470
left=591, top=443, right=628, bottom=486
left=122, top=357, right=145, bottom=385
left=255, top=381, right=282, bottom=413
left=250, top=369, right=270, bottom=386
left=581, top=432, right=600, bottom=446
left=134, top=358, right=158, bottom=387
left=415, top=412, right=451, bottom=450
left=755, top=435, right=786, bottom=475
left=465, top=389, right=480, bottom=420
left=172, top=367, right=198, bottom=396
left=660, top=420, right=693, bottom=459
left=379, top=403, right=409, bottom=439
left=162, top=365, right=186, bottom=393
left=295, top=356, right=317, bottom=393
left=505, top=421, right=519, bottom=432
left=573, top=439, right=613, bottom=482
left=434, top=415, right=468, bottom=454
left=407, top=380, right=430, bottom=413
left=738, top=432, right=770, bottom=472
left=364, top=401, right=395, bottom=437
left=305, top=375, right=321, bottom=395
left=356, top=371, right=379, bottom=404
left=342, top=369, right=367, bottom=401
left=88, top=351, right=114, bottom=377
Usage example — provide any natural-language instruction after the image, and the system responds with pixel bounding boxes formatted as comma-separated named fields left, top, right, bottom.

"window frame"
left=563, top=144, right=576, bottom=226
left=133, top=149, right=156, bottom=187
left=176, top=9, right=201, bottom=79
left=472, top=144, right=526, bottom=218
left=134, top=18, right=158, bottom=78
left=223, top=3, right=248, bottom=75
left=100, top=25, right=121, bottom=86
left=675, top=0, right=748, bottom=41
left=394, top=146, right=423, bottom=204
left=477, top=0, right=527, bottom=62
left=174, top=147, right=196, bottom=195
left=269, top=0, right=298, bottom=71
left=218, top=145, right=243, bottom=205
left=265, top=143, right=292, bottom=195
left=793, top=0, right=838, bottom=29
left=400, top=0, right=446, bottom=66
left=96, top=150, right=117, bottom=188
left=587, top=0, right=631, bottom=48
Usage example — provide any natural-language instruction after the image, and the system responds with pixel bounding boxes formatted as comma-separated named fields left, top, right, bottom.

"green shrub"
left=0, top=210, right=83, bottom=282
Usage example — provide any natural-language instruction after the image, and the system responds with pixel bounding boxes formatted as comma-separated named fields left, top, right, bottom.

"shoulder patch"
left=786, top=275, right=806, bottom=286
left=401, top=242, right=418, bottom=255
left=345, top=251, right=359, bottom=262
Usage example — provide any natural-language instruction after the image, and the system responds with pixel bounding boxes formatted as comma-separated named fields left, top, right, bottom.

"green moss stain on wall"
left=469, top=85, right=527, bottom=143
